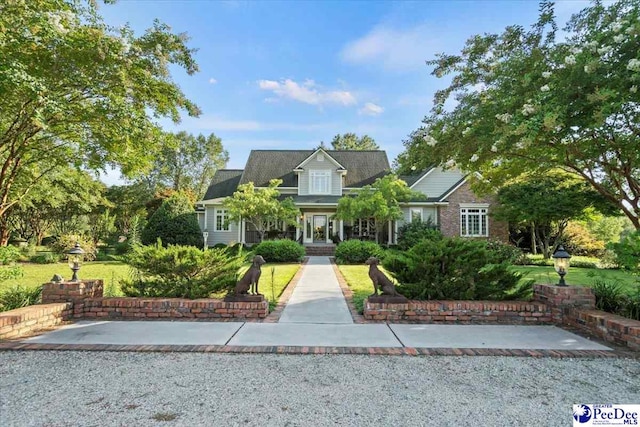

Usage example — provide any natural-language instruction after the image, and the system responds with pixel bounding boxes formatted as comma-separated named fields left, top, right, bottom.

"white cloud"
left=341, top=24, right=442, bottom=72
left=208, top=77, right=218, bottom=84
left=257, top=78, right=357, bottom=106
left=359, top=102, right=384, bottom=116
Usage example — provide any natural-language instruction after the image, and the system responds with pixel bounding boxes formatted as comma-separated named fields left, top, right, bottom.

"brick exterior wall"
left=82, top=298, right=268, bottom=320
left=0, top=303, right=72, bottom=340
left=364, top=300, right=552, bottom=323
left=438, top=181, right=509, bottom=242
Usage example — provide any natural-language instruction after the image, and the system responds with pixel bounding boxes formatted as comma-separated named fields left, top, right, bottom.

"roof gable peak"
left=294, top=148, right=346, bottom=170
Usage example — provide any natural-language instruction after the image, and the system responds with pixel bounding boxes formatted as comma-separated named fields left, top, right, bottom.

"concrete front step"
left=304, top=245, right=336, bottom=256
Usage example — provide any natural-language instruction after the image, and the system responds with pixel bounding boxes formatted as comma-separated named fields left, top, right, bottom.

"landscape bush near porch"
left=335, top=240, right=383, bottom=264
left=252, top=240, right=304, bottom=263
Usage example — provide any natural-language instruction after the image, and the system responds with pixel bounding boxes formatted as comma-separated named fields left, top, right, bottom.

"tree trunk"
left=530, top=222, right=537, bottom=255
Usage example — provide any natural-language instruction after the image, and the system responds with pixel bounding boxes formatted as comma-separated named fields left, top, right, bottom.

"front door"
left=313, top=215, right=327, bottom=243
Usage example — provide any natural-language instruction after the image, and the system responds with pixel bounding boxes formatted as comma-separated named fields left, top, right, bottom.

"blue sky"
left=99, top=0, right=592, bottom=184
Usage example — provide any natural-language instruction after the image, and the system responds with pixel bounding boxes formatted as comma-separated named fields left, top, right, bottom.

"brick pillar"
left=533, top=284, right=595, bottom=324
left=42, top=280, right=104, bottom=318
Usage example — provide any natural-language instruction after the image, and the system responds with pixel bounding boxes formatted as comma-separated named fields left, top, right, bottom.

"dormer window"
left=310, top=170, right=331, bottom=194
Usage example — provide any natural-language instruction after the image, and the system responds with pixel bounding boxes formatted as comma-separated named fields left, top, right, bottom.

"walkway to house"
left=278, top=256, right=352, bottom=324
left=9, top=256, right=614, bottom=355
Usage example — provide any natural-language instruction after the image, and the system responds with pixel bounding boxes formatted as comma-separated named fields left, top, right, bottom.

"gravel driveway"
left=1, top=351, right=638, bottom=426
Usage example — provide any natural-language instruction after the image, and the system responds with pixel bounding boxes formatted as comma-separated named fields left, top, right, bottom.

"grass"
left=0, top=261, right=301, bottom=311
left=336, top=264, right=397, bottom=313
left=237, top=262, right=301, bottom=311
left=512, top=265, right=638, bottom=293
left=0, top=261, right=131, bottom=295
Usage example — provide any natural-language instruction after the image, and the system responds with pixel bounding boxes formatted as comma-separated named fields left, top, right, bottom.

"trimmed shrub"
left=485, top=240, right=525, bottom=264
left=29, top=253, right=59, bottom=264
left=0, top=246, right=22, bottom=265
left=253, top=240, right=304, bottom=263
left=49, top=234, right=97, bottom=261
left=335, top=240, right=384, bottom=264
left=396, top=219, right=442, bottom=250
left=121, top=243, right=244, bottom=298
left=382, top=237, right=532, bottom=300
left=0, top=285, right=41, bottom=312
left=141, top=192, right=203, bottom=247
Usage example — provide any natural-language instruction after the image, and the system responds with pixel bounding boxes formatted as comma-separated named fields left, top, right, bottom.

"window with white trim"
left=460, top=206, right=488, bottom=237
left=410, top=208, right=423, bottom=222
left=214, top=209, right=230, bottom=232
left=310, top=170, right=331, bottom=194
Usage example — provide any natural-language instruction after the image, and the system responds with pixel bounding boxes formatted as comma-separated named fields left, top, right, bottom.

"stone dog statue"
left=365, top=256, right=403, bottom=297
left=234, top=255, right=266, bottom=296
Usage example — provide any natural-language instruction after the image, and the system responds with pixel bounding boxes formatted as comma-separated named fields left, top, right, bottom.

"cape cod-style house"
left=196, top=149, right=507, bottom=249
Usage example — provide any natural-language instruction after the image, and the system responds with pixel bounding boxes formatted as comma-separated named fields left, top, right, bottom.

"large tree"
left=223, top=179, right=299, bottom=243
left=0, top=0, right=200, bottom=244
left=493, top=171, right=614, bottom=258
left=330, top=133, right=379, bottom=150
left=335, top=174, right=423, bottom=243
left=6, top=167, right=111, bottom=244
left=133, top=131, right=228, bottom=198
left=397, top=1, right=640, bottom=228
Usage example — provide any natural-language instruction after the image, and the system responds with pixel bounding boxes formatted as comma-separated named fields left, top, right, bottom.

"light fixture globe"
left=67, top=242, right=85, bottom=282
left=552, top=245, right=571, bottom=286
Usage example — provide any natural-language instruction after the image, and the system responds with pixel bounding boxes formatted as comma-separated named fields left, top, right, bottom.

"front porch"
left=242, top=212, right=397, bottom=246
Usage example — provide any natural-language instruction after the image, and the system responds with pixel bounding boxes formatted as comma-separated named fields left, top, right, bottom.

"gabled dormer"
left=294, top=148, right=347, bottom=196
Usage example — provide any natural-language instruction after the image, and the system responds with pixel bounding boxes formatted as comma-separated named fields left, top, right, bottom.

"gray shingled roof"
left=398, top=167, right=434, bottom=187
left=202, top=169, right=243, bottom=200
left=239, top=150, right=391, bottom=188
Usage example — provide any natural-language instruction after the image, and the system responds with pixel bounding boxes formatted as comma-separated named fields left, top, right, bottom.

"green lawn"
left=513, top=265, right=638, bottom=293
left=0, top=261, right=131, bottom=295
left=240, top=263, right=301, bottom=311
left=0, top=261, right=301, bottom=311
left=337, top=265, right=396, bottom=313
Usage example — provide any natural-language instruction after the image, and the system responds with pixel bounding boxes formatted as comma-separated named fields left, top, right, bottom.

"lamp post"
left=202, top=230, right=209, bottom=249
left=552, top=245, right=571, bottom=287
left=67, top=242, right=85, bottom=282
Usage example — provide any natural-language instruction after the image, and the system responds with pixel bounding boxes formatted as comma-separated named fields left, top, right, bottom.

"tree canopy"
left=335, top=174, right=423, bottom=243
left=223, top=179, right=299, bottom=242
left=132, top=131, right=228, bottom=198
left=493, top=170, right=614, bottom=258
left=330, top=133, right=379, bottom=150
left=0, top=0, right=200, bottom=244
left=397, top=1, right=640, bottom=228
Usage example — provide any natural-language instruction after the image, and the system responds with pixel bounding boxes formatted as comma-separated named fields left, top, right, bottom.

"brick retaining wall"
left=0, top=303, right=72, bottom=340
left=364, top=300, right=552, bottom=323
left=82, top=297, right=268, bottom=320
left=564, top=308, right=640, bottom=351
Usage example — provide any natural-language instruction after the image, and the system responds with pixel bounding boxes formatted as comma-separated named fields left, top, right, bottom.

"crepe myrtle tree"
left=397, top=1, right=640, bottom=229
left=334, top=174, right=424, bottom=243
left=223, top=179, right=300, bottom=243
left=0, top=0, right=201, bottom=244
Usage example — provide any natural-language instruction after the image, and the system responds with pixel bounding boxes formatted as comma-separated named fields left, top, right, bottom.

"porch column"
left=339, top=220, right=344, bottom=241
left=237, top=219, right=242, bottom=243
left=387, top=221, right=393, bottom=245
left=240, top=220, right=246, bottom=244
left=296, top=215, right=302, bottom=241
